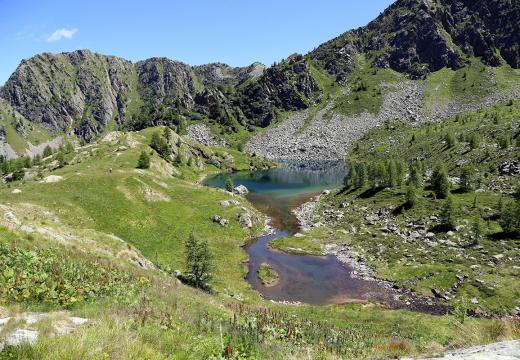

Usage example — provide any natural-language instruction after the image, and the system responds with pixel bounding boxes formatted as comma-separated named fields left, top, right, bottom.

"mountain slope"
left=311, top=0, right=520, bottom=79
left=0, top=0, right=519, bottom=147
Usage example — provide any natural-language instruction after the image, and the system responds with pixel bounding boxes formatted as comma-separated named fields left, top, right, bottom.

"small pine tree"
left=356, top=162, right=368, bottom=188
left=441, top=196, right=456, bottom=230
left=32, top=154, right=42, bottom=166
left=445, top=132, right=457, bottom=148
left=376, top=162, right=388, bottom=188
left=387, top=160, right=398, bottom=188
left=64, top=141, right=74, bottom=154
left=185, top=232, right=213, bottom=289
left=405, top=185, right=417, bottom=209
left=395, top=159, right=405, bottom=187
left=137, top=151, right=151, bottom=169
left=368, top=163, right=378, bottom=189
left=344, top=163, right=357, bottom=189
left=470, top=218, right=484, bottom=246
left=500, top=196, right=520, bottom=234
left=460, top=165, right=477, bottom=193
left=408, top=163, right=423, bottom=189
left=21, top=156, right=31, bottom=168
left=43, top=145, right=53, bottom=158
left=225, top=177, right=234, bottom=193
left=56, top=152, right=67, bottom=168
left=432, top=162, right=451, bottom=199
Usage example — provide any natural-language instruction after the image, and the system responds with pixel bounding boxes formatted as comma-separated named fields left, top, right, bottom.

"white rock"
left=239, top=213, right=253, bottom=229
left=68, top=317, right=88, bottom=326
left=41, top=175, right=63, bottom=183
left=4, top=329, right=39, bottom=347
left=11, top=189, right=22, bottom=194
left=233, top=185, right=249, bottom=195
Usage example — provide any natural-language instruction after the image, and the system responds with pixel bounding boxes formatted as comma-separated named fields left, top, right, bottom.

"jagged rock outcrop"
left=193, top=62, right=265, bottom=87
left=312, top=0, right=520, bottom=79
left=136, top=57, right=199, bottom=109
left=1, top=50, right=136, bottom=140
left=238, top=54, right=321, bottom=127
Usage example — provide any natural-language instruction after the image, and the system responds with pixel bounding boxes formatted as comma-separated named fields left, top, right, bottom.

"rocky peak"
left=194, top=61, right=266, bottom=87
left=136, top=57, right=199, bottom=109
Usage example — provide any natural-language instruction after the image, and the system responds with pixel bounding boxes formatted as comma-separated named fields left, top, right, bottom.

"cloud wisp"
left=47, top=28, right=78, bottom=42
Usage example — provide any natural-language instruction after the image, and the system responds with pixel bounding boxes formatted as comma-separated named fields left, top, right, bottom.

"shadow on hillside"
left=358, top=186, right=385, bottom=199
left=429, top=224, right=456, bottom=233
left=488, top=231, right=519, bottom=240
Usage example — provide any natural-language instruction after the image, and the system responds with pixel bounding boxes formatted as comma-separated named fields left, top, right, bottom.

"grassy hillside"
left=274, top=100, right=520, bottom=316
left=424, top=59, right=520, bottom=114
left=333, top=54, right=403, bottom=117
left=1, top=126, right=518, bottom=358
left=0, top=101, right=53, bottom=156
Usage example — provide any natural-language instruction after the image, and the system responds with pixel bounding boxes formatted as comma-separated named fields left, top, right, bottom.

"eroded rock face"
left=239, top=54, right=321, bottom=127
left=1, top=50, right=136, bottom=140
left=193, top=62, right=266, bottom=87
left=136, top=57, right=198, bottom=109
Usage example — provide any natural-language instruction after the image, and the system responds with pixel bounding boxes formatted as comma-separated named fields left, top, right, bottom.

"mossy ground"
left=423, top=58, right=520, bottom=114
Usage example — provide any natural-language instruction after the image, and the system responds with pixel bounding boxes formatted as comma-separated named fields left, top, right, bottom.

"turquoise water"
left=207, top=162, right=447, bottom=311
left=207, top=161, right=346, bottom=234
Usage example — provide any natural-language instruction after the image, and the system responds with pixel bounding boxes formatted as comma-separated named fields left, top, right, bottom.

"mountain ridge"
left=1, top=0, right=519, bottom=143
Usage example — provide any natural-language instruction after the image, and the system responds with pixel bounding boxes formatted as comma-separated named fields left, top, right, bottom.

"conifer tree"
left=441, top=196, right=456, bottom=230
left=137, top=151, right=151, bottom=169
left=344, top=162, right=357, bottom=189
left=432, top=162, right=451, bottom=199
left=185, top=232, right=213, bottom=289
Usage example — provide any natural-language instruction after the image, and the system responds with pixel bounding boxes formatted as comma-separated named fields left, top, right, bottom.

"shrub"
left=499, top=134, right=512, bottom=149
left=43, top=145, right=53, bottom=158
left=469, top=133, right=481, bottom=149
left=0, top=245, right=141, bottom=306
left=137, top=151, right=151, bottom=169
left=150, top=131, right=170, bottom=158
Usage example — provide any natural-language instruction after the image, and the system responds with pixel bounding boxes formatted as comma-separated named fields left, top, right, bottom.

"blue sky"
left=0, top=0, right=394, bottom=85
